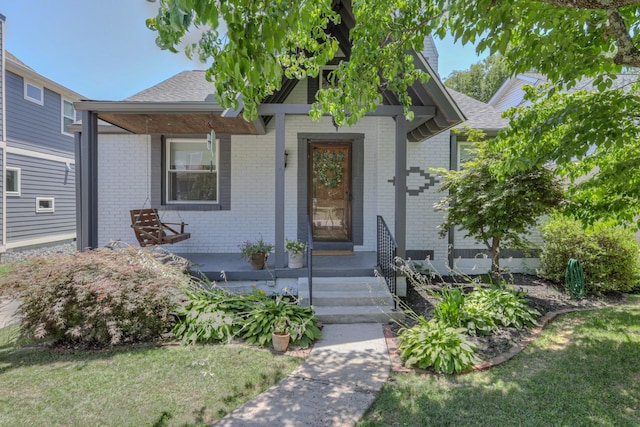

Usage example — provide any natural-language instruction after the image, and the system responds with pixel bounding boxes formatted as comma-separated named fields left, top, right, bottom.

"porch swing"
left=130, top=207, right=191, bottom=247
left=129, top=120, right=191, bottom=247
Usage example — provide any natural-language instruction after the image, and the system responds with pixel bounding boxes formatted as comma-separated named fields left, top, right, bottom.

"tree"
left=444, top=55, right=510, bottom=102
left=147, top=0, right=640, bottom=121
left=147, top=0, right=640, bottom=224
left=492, top=82, right=640, bottom=228
left=434, top=131, right=565, bottom=274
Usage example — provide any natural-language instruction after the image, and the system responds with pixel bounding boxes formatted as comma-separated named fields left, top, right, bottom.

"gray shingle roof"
left=125, top=70, right=216, bottom=102
left=447, top=88, right=509, bottom=131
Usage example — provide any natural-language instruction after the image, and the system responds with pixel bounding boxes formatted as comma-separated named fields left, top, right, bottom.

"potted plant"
left=239, top=236, right=273, bottom=270
left=285, top=238, right=306, bottom=269
left=272, top=316, right=291, bottom=352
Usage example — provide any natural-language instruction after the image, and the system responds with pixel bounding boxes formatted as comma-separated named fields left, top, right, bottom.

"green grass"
left=0, top=338, right=302, bottom=426
left=0, top=263, right=14, bottom=278
left=361, top=295, right=640, bottom=427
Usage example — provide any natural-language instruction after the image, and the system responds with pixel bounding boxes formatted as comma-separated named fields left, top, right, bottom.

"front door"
left=309, top=142, right=352, bottom=241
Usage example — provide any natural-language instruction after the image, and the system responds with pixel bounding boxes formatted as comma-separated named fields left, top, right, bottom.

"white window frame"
left=35, top=197, right=55, bottom=213
left=61, top=98, right=76, bottom=136
left=166, top=138, right=219, bottom=204
left=24, top=80, right=44, bottom=105
left=6, top=167, right=21, bottom=196
left=457, top=142, right=477, bottom=170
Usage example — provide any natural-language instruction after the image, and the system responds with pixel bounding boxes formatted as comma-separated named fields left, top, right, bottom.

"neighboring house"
left=0, top=14, right=84, bottom=257
left=489, top=71, right=638, bottom=112
left=73, top=3, right=527, bottom=276
left=490, top=71, right=640, bottom=244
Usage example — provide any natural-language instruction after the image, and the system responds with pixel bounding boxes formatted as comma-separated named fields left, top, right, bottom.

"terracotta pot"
left=272, top=331, right=290, bottom=352
left=288, top=251, right=305, bottom=269
left=249, top=253, right=267, bottom=270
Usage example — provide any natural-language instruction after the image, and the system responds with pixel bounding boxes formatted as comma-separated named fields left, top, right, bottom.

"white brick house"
left=74, top=12, right=537, bottom=276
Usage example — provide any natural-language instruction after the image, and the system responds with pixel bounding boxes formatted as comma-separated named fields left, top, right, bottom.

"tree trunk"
left=489, top=237, right=501, bottom=276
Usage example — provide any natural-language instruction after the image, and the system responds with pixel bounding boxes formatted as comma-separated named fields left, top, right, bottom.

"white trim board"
left=5, top=233, right=76, bottom=250
left=6, top=146, right=75, bottom=164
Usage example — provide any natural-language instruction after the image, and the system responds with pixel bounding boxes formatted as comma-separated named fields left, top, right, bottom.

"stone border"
left=383, top=305, right=612, bottom=374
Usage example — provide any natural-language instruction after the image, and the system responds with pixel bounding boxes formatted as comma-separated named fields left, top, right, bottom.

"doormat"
left=312, top=250, right=355, bottom=256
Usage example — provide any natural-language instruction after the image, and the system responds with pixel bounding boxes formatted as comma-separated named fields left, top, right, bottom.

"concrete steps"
left=298, top=276, right=404, bottom=324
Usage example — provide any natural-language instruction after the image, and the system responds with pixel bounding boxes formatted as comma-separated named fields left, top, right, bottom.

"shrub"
left=241, top=295, right=322, bottom=349
left=0, top=247, right=189, bottom=348
left=432, top=287, right=466, bottom=327
left=465, top=287, right=539, bottom=329
left=173, top=287, right=322, bottom=349
left=539, top=217, right=640, bottom=295
left=172, top=287, right=258, bottom=344
left=398, top=317, right=479, bottom=374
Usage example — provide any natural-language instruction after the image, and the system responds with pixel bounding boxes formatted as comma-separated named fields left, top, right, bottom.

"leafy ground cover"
left=0, top=335, right=302, bottom=427
left=360, top=295, right=640, bottom=426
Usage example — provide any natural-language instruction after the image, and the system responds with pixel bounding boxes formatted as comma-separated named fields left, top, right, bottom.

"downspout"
left=1, top=16, right=7, bottom=252
left=448, top=132, right=457, bottom=270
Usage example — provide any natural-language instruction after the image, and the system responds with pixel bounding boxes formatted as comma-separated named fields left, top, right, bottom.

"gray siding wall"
left=5, top=71, right=74, bottom=157
left=5, top=152, right=75, bottom=242
left=0, top=148, right=3, bottom=244
left=0, top=17, right=4, bottom=141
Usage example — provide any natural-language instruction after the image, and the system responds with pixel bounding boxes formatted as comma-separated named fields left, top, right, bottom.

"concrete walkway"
left=215, top=323, right=390, bottom=427
left=0, top=298, right=20, bottom=328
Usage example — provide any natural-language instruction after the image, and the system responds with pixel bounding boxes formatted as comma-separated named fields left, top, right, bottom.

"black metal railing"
left=377, top=215, right=397, bottom=309
left=306, top=215, right=314, bottom=305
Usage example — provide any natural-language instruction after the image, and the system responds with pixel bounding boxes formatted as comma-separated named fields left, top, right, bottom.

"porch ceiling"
left=97, top=112, right=260, bottom=135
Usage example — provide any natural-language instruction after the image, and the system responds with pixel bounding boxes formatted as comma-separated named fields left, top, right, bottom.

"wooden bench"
left=130, top=208, right=190, bottom=247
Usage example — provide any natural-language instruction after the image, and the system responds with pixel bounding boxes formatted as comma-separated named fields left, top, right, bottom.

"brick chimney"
left=422, top=35, right=439, bottom=77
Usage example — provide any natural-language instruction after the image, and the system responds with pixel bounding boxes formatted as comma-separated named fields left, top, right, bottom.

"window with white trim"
left=24, top=80, right=44, bottom=105
left=36, top=197, right=55, bottom=213
left=6, top=167, right=21, bottom=196
left=166, top=138, right=218, bottom=203
left=457, top=142, right=477, bottom=169
left=62, top=98, right=76, bottom=135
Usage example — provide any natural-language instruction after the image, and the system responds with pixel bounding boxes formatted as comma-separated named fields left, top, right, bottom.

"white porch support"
left=394, top=114, right=407, bottom=259
left=274, top=113, right=286, bottom=268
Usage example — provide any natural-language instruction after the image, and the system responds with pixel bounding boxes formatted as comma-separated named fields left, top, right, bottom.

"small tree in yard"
left=434, top=131, right=564, bottom=274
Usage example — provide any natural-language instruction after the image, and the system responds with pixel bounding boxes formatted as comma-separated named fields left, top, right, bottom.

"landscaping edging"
left=383, top=305, right=614, bottom=374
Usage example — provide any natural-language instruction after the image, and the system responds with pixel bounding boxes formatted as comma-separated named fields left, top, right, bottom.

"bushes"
left=173, top=287, right=322, bottom=349
left=539, top=217, right=640, bottom=295
left=0, top=247, right=189, bottom=348
left=398, top=285, right=539, bottom=373
left=398, top=317, right=479, bottom=374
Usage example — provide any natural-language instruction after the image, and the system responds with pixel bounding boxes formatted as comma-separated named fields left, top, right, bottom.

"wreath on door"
left=314, top=150, right=344, bottom=188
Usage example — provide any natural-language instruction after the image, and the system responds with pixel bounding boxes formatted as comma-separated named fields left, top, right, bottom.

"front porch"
left=178, top=251, right=378, bottom=282
left=178, top=250, right=404, bottom=323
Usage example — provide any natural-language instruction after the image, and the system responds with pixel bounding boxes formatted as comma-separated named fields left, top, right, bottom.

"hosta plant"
left=241, top=295, right=321, bottom=349
left=398, top=317, right=479, bottom=374
left=465, top=287, right=540, bottom=329
left=172, top=287, right=260, bottom=344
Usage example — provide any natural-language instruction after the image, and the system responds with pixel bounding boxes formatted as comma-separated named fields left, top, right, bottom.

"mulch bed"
left=386, top=274, right=625, bottom=372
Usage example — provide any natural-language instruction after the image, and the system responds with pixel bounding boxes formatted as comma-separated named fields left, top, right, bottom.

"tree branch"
left=606, top=9, right=640, bottom=67
left=533, top=0, right=640, bottom=8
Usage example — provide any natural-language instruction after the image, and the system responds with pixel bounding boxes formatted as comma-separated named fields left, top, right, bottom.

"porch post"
left=395, top=114, right=407, bottom=258
left=274, top=113, right=286, bottom=268
left=76, top=110, right=99, bottom=250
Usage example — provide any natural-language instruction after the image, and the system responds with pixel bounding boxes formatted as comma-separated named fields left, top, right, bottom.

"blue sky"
left=0, top=0, right=486, bottom=100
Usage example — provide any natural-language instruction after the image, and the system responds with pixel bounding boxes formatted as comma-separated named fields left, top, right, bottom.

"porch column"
left=274, top=113, right=286, bottom=268
left=394, top=114, right=407, bottom=258
left=76, top=110, right=99, bottom=250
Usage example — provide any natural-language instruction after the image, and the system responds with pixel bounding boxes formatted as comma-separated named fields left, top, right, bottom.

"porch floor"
left=177, top=251, right=378, bottom=282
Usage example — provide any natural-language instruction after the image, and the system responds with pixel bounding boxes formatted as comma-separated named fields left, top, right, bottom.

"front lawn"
left=0, top=337, right=302, bottom=426
left=360, top=295, right=640, bottom=426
